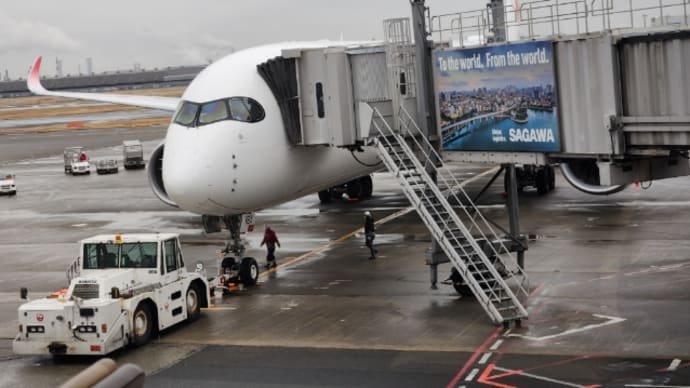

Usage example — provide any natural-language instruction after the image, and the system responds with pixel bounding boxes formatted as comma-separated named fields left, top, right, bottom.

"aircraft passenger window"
left=173, top=101, right=200, bottom=126
left=199, top=100, right=229, bottom=125
left=228, top=97, right=265, bottom=123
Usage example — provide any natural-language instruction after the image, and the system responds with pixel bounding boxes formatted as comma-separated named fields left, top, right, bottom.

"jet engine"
left=559, top=159, right=627, bottom=195
left=147, top=143, right=178, bottom=207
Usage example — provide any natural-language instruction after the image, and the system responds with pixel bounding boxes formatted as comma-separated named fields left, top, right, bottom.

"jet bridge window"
left=173, top=101, right=200, bottom=126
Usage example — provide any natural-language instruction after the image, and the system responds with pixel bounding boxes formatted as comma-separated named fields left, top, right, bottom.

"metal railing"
left=430, top=0, right=690, bottom=47
left=395, top=105, right=530, bottom=298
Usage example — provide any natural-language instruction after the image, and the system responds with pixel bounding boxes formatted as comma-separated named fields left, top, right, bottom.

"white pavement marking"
left=625, top=385, right=690, bottom=388
left=507, top=314, right=626, bottom=341
left=464, top=368, right=479, bottom=382
left=489, top=339, right=503, bottom=351
left=478, top=352, right=492, bottom=365
left=203, top=306, right=237, bottom=311
left=668, top=358, right=682, bottom=371
left=493, top=366, right=584, bottom=388
left=71, top=223, right=87, bottom=227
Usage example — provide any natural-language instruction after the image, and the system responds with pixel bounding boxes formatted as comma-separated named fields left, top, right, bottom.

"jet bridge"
left=257, top=40, right=418, bottom=148
left=431, top=0, right=690, bottom=191
left=257, top=19, right=531, bottom=327
left=256, top=0, right=690, bottom=326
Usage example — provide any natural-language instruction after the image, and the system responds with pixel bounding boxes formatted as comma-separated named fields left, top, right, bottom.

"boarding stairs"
left=370, top=105, right=530, bottom=325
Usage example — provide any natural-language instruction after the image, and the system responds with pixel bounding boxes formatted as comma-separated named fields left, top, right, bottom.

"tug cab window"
left=163, top=239, right=179, bottom=273
left=120, top=242, right=158, bottom=268
left=83, top=243, right=119, bottom=269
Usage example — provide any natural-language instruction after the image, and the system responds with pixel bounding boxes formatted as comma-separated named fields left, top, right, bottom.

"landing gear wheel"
left=221, top=257, right=237, bottom=271
left=185, top=284, right=201, bottom=322
left=318, top=189, right=332, bottom=204
left=360, top=176, right=373, bottom=198
left=535, top=168, right=548, bottom=195
left=221, top=257, right=237, bottom=295
left=504, top=168, right=524, bottom=193
left=132, top=303, right=153, bottom=346
left=453, top=283, right=474, bottom=297
left=240, top=257, right=259, bottom=286
left=346, top=179, right=362, bottom=199
left=547, top=165, right=556, bottom=191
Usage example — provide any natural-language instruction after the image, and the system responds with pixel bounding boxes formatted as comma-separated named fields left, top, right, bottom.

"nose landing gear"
left=204, top=213, right=260, bottom=295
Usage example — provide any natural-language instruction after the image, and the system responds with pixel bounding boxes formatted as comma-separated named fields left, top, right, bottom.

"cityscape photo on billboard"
left=435, top=40, right=560, bottom=153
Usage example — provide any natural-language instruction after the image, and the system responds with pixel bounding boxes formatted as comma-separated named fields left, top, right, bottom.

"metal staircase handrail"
left=397, top=105, right=530, bottom=298
left=373, top=126, right=507, bottom=321
left=371, top=106, right=528, bottom=323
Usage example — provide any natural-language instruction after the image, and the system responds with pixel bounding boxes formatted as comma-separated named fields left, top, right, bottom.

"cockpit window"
left=173, top=101, right=199, bottom=126
left=199, top=100, right=229, bottom=125
left=228, top=97, right=265, bottom=123
left=173, top=97, right=265, bottom=127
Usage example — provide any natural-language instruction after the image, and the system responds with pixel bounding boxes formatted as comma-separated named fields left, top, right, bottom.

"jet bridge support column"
left=487, top=0, right=506, bottom=42
left=412, top=0, right=446, bottom=289
left=504, top=164, right=526, bottom=270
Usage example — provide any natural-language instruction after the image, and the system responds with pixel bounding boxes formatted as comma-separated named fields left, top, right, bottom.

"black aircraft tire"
left=536, top=168, right=549, bottom=195
left=185, top=284, right=202, bottom=322
left=453, top=283, right=475, bottom=297
left=240, top=257, right=259, bottom=286
left=318, top=189, right=332, bottom=203
left=360, top=176, right=373, bottom=198
left=346, top=180, right=362, bottom=199
left=221, top=257, right=236, bottom=270
left=132, top=303, right=153, bottom=347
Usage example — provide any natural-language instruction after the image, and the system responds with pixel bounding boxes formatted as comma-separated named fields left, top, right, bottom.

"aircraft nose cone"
left=162, top=126, right=233, bottom=214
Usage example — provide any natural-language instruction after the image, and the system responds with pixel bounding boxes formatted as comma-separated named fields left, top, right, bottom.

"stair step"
left=491, top=296, right=513, bottom=303
left=376, top=135, right=529, bottom=325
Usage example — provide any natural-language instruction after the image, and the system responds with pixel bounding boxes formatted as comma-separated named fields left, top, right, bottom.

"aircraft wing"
left=28, top=57, right=180, bottom=112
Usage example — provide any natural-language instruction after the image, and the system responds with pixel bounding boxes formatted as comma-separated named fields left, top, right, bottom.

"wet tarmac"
left=0, top=127, right=689, bottom=387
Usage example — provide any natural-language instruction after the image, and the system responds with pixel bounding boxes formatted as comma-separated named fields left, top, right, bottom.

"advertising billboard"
left=434, top=41, right=560, bottom=153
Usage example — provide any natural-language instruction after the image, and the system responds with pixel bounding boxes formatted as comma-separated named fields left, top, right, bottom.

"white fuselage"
left=162, top=43, right=380, bottom=215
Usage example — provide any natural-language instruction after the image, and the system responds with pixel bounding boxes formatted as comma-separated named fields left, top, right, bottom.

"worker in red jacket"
left=260, top=226, right=281, bottom=268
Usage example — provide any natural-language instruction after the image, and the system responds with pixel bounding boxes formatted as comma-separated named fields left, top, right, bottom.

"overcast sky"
left=0, top=0, right=473, bottom=78
left=0, top=0, right=678, bottom=79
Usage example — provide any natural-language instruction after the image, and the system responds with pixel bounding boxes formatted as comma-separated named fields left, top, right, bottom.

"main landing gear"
left=318, top=175, right=373, bottom=203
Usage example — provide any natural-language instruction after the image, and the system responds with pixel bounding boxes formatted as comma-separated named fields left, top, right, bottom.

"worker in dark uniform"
left=364, top=211, right=377, bottom=260
left=260, top=226, right=281, bottom=268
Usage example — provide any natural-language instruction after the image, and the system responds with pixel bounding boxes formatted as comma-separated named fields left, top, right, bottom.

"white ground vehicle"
left=122, top=140, right=145, bottom=169
left=13, top=233, right=210, bottom=356
left=0, top=173, right=17, bottom=195
left=63, top=146, right=91, bottom=175
left=96, top=159, right=119, bottom=175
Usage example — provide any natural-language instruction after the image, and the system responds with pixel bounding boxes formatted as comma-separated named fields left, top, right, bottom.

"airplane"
left=27, top=39, right=627, bottom=256
left=27, top=42, right=382, bottom=257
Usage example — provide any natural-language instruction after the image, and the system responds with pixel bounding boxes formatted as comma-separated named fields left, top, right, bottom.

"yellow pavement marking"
left=258, top=166, right=499, bottom=280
